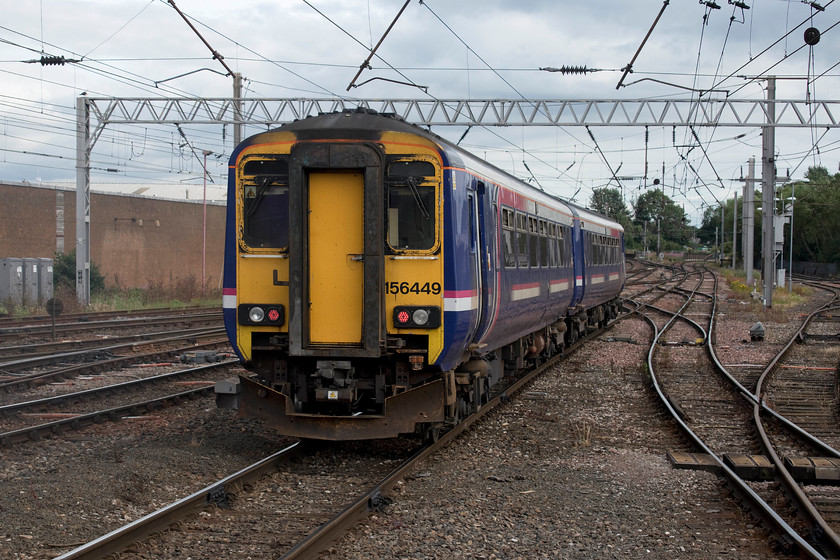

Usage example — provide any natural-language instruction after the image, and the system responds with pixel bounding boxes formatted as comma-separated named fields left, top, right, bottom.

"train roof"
left=263, top=109, right=622, bottom=233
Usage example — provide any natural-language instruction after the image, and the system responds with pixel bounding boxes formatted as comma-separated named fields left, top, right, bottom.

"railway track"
left=745, top=282, right=840, bottom=557
left=50, top=302, right=619, bottom=559
left=632, top=264, right=840, bottom=558
left=0, top=325, right=226, bottom=366
left=0, top=328, right=228, bottom=392
left=2, top=260, right=794, bottom=558
left=0, top=360, right=238, bottom=446
left=0, top=307, right=222, bottom=343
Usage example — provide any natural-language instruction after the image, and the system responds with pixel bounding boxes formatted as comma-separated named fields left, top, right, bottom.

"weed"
left=571, top=417, right=593, bottom=447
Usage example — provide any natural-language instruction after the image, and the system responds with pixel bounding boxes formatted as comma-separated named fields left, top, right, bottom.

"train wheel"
left=481, top=378, right=490, bottom=406
left=422, top=423, right=442, bottom=443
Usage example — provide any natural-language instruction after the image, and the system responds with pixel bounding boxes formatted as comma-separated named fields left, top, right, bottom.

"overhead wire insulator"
left=39, top=55, right=67, bottom=66
left=539, top=66, right=595, bottom=74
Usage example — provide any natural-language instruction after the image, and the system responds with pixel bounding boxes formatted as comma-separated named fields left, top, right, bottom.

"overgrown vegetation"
left=0, top=251, right=220, bottom=317
left=53, top=250, right=106, bottom=294
left=718, top=266, right=811, bottom=312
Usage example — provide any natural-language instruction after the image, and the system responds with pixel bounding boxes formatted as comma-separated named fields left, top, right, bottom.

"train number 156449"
left=385, top=281, right=441, bottom=295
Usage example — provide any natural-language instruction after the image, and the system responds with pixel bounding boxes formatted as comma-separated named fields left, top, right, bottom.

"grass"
left=717, top=266, right=812, bottom=314
left=0, top=274, right=222, bottom=317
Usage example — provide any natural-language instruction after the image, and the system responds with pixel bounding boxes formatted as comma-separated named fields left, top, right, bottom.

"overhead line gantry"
left=75, top=93, right=839, bottom=306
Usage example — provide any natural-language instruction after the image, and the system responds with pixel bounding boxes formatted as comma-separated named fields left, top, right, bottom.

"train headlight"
left=392, top=306, right=440, bottom=329
left=238, top=304, right=285, bottom=326
left=412, top=308, right=429, bottom=326
left=249, top=306, right=265, bottom=323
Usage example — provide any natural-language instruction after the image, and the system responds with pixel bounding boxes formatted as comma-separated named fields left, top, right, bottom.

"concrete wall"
left=0, top=182, right=226, bottom=290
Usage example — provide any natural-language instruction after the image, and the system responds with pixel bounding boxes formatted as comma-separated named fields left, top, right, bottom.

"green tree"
left=785, top=166, right=840, bottom=265
left=590, top=187, right=641, bottom=248
left=54, top=250, right=105, bottom=293
left=632, top=188, right=690, bottom=250
left=590, top=187, right=628, bottom=221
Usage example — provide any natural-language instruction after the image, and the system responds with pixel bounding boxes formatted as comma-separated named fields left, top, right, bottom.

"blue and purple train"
left=216, top=109, right=625, bottom=440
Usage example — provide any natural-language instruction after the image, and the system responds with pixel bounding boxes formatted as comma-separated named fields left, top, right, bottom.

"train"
left=215, top=109, right=625, bottom=441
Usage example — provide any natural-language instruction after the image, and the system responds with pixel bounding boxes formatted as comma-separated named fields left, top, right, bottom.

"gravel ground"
left=326, top=312, right=776, bottom=559
left=0, top=277, right=829, bottom=559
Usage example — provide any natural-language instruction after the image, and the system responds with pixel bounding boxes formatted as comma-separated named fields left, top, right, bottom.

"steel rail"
left=53, top=442, right=305, bottom=560
left=50, top=307, right=618, bottom=559
left=0, top=306, right=220, bottom=331
left=0, top=335, right=229, bottom=392
left=623, top=298, right=707, bottom=342
left=706, top=300, right=840, bottom=460
left=0, top=318, right=223, bottom=359
left=0, top=359, right=236, bottom=416
left=0, top=331, right=226, bottom=391
left=0, top=384, right=215, bottom=446
left=0, top=327, right=225, bottom=373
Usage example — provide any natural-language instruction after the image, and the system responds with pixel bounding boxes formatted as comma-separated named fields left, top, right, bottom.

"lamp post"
left=202, top=150, right=213, bottom=294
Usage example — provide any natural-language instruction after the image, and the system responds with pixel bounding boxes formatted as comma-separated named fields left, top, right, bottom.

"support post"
left=744, top=157, right=755, bottom=286
left=762, top=77, right=776, bottom=309
left=732, top=191, right=737, bottom=269
left=720, top=204, right=725, bottom=265
left=233, top=73, right=243, bottom=146
left=75, top=97, right=91, bottom=306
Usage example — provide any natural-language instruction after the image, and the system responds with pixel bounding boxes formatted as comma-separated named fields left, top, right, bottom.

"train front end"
left=217, top=111, right=451, bottom=440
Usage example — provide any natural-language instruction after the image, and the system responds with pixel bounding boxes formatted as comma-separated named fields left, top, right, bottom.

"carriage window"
left=528, top=217, right=539, bottom=268
left=515, top=212, right=528, bottom=268
left=548, top=224, right=556, bottom=267
left=241, top=158, right=289, bottom=249
left=387, top=160, right=437, bottom=251
left=539, top=220, right=548, bottom=267
left=556, top=226, right=564, bottom=267
left=502, top=207, right=516, bottom=268
left=597, top=236, right=604, bottom=265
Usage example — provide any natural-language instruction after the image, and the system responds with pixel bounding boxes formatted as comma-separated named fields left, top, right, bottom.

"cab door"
left=288, top=142, right=384, bottom=358
left=308, top=171, right=364, bottom=344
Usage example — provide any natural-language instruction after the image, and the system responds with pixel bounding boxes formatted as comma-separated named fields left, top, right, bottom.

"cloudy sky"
left=2, top=0, right=838, bottom=224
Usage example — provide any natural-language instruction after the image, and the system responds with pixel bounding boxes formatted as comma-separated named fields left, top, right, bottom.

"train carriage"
left=217, top=109, right=624, bottom=440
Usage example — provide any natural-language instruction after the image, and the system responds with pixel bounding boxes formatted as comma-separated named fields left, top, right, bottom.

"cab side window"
left=241, top=158, right=289, bottom=249
left=386, top=160, right=437, bottom=251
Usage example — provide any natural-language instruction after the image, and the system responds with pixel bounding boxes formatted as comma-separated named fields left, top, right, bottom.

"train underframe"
left=217, top=298, right=622, bottom=441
